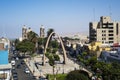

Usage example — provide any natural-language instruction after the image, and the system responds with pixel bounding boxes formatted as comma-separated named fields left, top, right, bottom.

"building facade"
left=0, top=37, right=12, bottom=80
left=89, top=16, right=120, bottom=44
left=0, top=38, right=10, bottom=64
left=22, top=25, right=32, bottom=40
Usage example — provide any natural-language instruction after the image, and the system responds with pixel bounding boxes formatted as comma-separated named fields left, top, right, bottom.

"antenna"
left=109, top=5, right=112, bottom=17
left=93, top=8, right=96, bottom=21
left=3, top=26, right=7, bottom=38
left=2, top=26, right=5, bottom=37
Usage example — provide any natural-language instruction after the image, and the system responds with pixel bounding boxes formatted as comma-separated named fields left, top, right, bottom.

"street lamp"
left=63, top=64, right=64, bottom=74
left=39, top=69, right=42, bottom=77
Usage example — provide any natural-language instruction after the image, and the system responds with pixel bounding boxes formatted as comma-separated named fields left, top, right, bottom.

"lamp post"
left=63, top=64, right=64, bottom=74
left=39, top=69, right=42, bottom=77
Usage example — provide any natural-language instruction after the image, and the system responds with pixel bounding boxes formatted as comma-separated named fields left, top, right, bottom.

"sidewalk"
left=24, top=58, right=41, bottom=79
left=24, top=55, right=47, bottom=79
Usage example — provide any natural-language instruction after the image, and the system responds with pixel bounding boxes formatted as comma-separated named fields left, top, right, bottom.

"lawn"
left=48, top=74, right=67, bottom=80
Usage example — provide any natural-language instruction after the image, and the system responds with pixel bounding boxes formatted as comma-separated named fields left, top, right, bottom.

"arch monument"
left=43, top=32, right=67, bottom=65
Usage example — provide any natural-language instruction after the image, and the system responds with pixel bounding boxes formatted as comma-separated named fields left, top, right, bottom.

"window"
left=109, top=34, right=113, bottom=36
left=102, top=30, right=106, bottom=33
left=102, top=34, right=106, bottom=36
left=103, top=25, right=106, bottom=27
left=116, top=23, right=119, bottom=35
left=102, top=38, right=106, bottom=40
left=109, top=27, right=113, bottom=29
left=109, top=38, right=114, bottom=40
left=108, top=25, right=113, bottom=27
left=0, top=73, right=7, bottom=79
left=109, top=41, right=113, bottom=43
left=109, top=30, right=113, bottom=33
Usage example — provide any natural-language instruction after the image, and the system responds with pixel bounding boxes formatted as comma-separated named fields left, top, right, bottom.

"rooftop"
left=0, top=63, right=12, bottom=70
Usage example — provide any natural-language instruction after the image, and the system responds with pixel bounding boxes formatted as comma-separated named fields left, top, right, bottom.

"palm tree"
left=47, top=28, right=54, bottom=38
left=27, top=31, right=39, bottom=53
left=46, top=28, right=55, bottom=48
left=27, top=31, right=38, bottom=43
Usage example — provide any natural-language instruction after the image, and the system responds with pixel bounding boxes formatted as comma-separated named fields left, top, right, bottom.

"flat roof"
left=102, top=51, right=120, bottom=60
left=0, top=63, right=12, bottom=70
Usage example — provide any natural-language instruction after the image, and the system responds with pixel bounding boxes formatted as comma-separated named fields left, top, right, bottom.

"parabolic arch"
left=43, top=32, right=67, bottom=65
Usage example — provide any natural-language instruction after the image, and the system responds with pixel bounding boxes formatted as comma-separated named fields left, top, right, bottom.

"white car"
left=16, top=57, right=19, bottom=60
left=24, top=68, right=30, bottom=74
left=11, top=60, right=15, bottom=66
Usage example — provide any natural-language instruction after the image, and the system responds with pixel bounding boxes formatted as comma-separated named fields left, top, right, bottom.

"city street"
left=10, top=51, right=37, bottom=80
left=15, top=59, right=36, bottom=80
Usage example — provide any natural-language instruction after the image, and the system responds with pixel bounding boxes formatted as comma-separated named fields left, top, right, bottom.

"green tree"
left=14, top=39, right=20, bottom=46
left=38, top=37, right=48, bottom=46
left=50, top=40, right=59, bottom=48
left=46, top=28, right=55, bottom=47
left=47, top=28, right=54, bottom=38
left=27, top=31, right=38, bottom=43
left=87, top=56, right=97, bottom=71
left=53, top=54, right=60, bottom=61
left=109, top=62, right=120, bottom=80
left=66, top=70, right=90, bottom=80
left=27, top=31, right=39, bottom=53
left=16, top=40, right=35, bottom=55
left=38, top=37, right=47, bottom=53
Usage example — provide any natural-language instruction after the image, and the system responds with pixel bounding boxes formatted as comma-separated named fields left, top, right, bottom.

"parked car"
left=16, top=64, right=21, bottom=68
left=24, top=68, right=30, bottom=74
left=39, top=76, right=46, bottom=80
left=21, top=60, right=25, bottom=64
left=16, top=57, right=19, bottom=60
left=12, top=69, right=17, bottom=74
left=11, top=60, right=15, bottom=66
left=13, top=74, right=18, bottom=80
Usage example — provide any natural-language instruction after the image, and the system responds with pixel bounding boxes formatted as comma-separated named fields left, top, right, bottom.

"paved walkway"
left=35, top=54, right=80, bottom=75
left=25, top=54, right=93, bottom=79
left=24, top=57, right=41, bottom=79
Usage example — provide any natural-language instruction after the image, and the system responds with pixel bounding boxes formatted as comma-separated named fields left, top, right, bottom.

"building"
left=40, top=25, right=45, bottom=38
left=88, top=41, right=111, bottom=57
left=88, top=41, right=111, bottom=52
left=89, top=16, right=120, bottom=44
left=0, top=38, right=10, bottom=64
left=0, top=37, right=12, bottom=80
left=100, top=50, right=120, bottom=63
left=22, top=25, right=32, bottom=40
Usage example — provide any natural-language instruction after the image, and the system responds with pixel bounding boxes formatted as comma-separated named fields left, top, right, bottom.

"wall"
left=0, top=43, right=4, bottom=50
left=0, top=50, right=8, bottom=64
left=0, top=70, right=11, bottom=80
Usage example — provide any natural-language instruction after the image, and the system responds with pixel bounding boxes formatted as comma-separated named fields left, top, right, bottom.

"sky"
left=0, top=0, right=120, bottom=39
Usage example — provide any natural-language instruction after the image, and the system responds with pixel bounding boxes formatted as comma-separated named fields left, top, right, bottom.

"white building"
left=0, top=37, right=12, bottom=80
left=89, top=16, right=120, bottom=44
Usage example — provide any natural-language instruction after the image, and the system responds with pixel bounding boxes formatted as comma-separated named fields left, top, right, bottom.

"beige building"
left=89, top=16, right=120, bottom=44
left=40, top=25, right=45, bottom=38
left=22, top=25, right=32, bottom=40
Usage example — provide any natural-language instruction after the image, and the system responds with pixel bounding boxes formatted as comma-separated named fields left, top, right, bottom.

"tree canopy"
left=16, top=40, right=35, bottom=54
left=66, top=70, right=90, bottom=80
left=27, top=31, right=38, bottom=43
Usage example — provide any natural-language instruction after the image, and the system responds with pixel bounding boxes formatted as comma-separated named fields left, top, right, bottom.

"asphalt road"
left=15, top=59, right=36, bottom=80
left=10, top=51, right=37, bottom=80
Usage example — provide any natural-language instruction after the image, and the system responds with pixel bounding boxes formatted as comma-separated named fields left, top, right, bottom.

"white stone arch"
left=43, top=32, right=67, bottom=65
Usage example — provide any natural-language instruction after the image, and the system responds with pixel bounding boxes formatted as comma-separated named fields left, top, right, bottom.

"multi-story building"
left=40, top=25, right=45, bottom=38
left=0, top=37, right=12, bottom=80
left=22, top=25, right=32, bottom=40
left=89, top=16, right=120, bottom=44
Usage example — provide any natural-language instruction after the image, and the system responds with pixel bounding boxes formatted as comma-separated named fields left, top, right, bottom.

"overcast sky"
left=0, top=0, right=120, bottom=39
